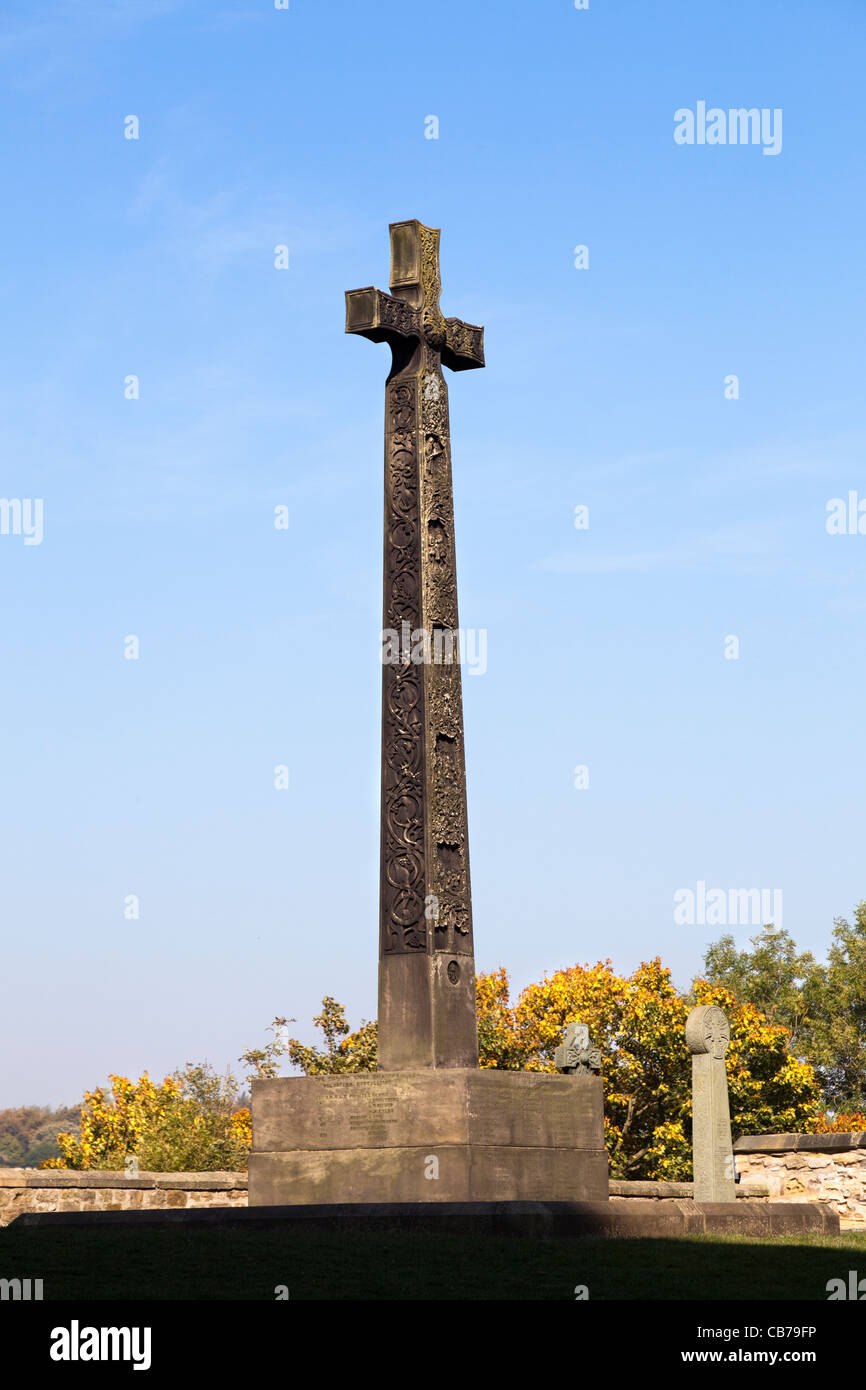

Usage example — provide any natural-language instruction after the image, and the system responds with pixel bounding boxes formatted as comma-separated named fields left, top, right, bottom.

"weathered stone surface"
left=0, top=1170, right=247, bottom=1228
left=734, top=1132, right=866, bottom=1152
left=734, top=1134, right=793, bottom=1153
left=686, top=1005, right=736, bottom=1202
left=608, top=1179, right=771, bottom=1200
left=733, top=1146, right=866, bottom=1227
left=249, top=1071, right=607, bottom=1206
left=250, top=1147, right=604, bottom=1206
left=554, top=1022, right=601, bottom=1075
left=609, top=1180, right=693, bottom=1198
left=699, top=1201, right=772, bottom=1236
left=0, top=1168, right=247, bottom=1191
left=252, top=1071, right=603, bottom=1150
left=253, top=1072, right=462, bottom=1151
left=9, top=1199, right=840, bottom=1239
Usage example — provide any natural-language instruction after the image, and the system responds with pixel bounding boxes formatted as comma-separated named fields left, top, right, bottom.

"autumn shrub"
left=41, top=1064, right=251, bottom=1171
left=811, top=1111, right=866, bottom=1134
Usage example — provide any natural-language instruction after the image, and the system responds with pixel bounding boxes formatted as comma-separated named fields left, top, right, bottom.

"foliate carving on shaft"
left=382, top=379, right=426, bottom=952
left=419, top=357, right=473, bottom=951
left=360, top=228, right=480, bottom=967
left=420, top=226, right=447, bottom=351
left=421, top=354, right=458, bottom=630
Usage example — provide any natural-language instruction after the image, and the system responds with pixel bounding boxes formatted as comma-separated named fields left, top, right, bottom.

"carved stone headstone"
left=686, top=1004, right=736, bottom=1202
left=554, top=1022, right=601, bottom=1075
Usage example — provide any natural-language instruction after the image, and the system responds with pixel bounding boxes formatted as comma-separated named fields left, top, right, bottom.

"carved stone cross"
left=554, top=1022, right=602, bottom=1075
left=686, top=1005, right=736, bottom=1201
left=346, top=221, right=484, bottom=1071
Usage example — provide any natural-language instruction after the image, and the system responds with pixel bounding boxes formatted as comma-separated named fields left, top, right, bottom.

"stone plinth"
left=13, top=1198, right=840, bottom=1239
left=248, top=1071, right=607, bottom=1205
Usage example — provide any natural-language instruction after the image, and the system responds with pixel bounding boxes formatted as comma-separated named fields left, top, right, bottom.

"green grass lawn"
left=2, top=1227, right=865, bottom=1300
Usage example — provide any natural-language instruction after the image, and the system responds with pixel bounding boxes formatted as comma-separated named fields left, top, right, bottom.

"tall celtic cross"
left=346, top=220, right=484, bottom=1070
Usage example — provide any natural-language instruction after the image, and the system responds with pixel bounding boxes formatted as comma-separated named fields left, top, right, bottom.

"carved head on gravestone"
left=563, top=1022, right=590, bottom=1052
left=685, top=1005, right=730, bottom=1061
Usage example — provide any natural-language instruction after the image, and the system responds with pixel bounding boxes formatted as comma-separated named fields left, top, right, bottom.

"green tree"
left=278, top=998, right=377, bottom=1076
left=807, top=903, right=866, bottom=1111
left=0, top=1106, right=81, bottom=1168
left=700, top=923, right=820, bottom=1052
left=239, top=1017, right=294, bottom=1079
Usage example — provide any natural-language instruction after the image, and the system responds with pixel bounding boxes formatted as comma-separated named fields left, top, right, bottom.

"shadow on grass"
left=1, top=1227, right=865, bottom=1300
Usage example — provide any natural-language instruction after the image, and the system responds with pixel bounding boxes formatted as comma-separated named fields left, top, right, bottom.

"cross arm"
left=441, top=318, right=485, bottom=372
left=345, top=286, right=420, bottom=345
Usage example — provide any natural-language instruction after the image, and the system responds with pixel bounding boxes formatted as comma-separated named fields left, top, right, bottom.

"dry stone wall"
left=733, top=1134, right=866, bottom=1229
left=0, top=1170, right=247, bottom=1227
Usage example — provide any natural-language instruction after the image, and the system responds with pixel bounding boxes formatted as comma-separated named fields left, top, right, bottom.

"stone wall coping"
left=733, top=1133, right=866, bottom=1154
left=609, top=1180, right=692, bottom=1197
left=609, top=1179, right=770, bottom=1199
left=0, top=1170, right=776, bottom=1199
left=0, top=1169, right=248, bottom=1191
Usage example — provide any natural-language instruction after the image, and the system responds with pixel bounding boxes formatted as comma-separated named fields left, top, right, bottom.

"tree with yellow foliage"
left=475, top=959, right=820, bottom=1178
left=42, top=1064, right=251, bottom=1172
left=274, top=959, right=822, bottom=1180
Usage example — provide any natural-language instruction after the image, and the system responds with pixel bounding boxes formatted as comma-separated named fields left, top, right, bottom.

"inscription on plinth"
left=249, top=1071, right=609, bottom=1206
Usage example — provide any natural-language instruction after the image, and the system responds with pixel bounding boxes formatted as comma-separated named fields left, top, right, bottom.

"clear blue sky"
left=1, top=0, right=864, bottom=1106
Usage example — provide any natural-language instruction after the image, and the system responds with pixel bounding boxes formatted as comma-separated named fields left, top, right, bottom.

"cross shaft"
left=346, top=220, right=484, bottom=1070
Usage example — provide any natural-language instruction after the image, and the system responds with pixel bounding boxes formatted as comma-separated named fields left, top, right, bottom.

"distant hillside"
left=0, top=1105, right=81, bottom=1168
